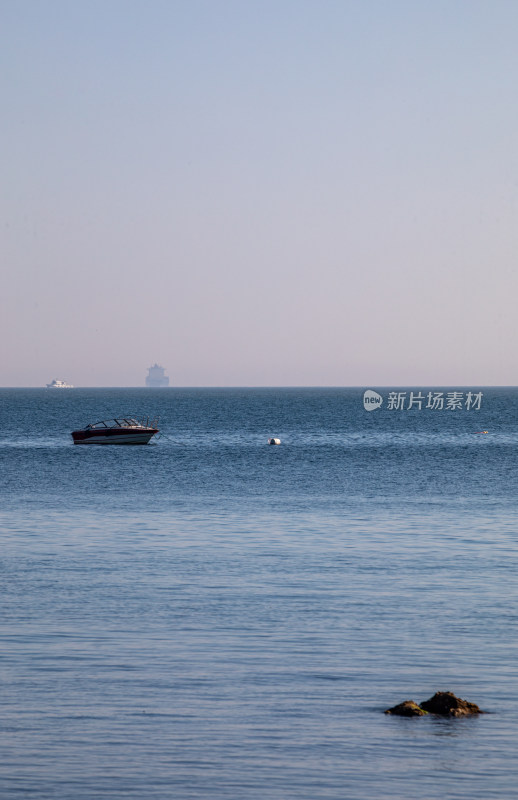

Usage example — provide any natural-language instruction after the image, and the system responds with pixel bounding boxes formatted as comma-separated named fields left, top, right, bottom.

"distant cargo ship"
left=145, top=364, right=169, bottom=387
left=46, top=379, right=74, bottom=389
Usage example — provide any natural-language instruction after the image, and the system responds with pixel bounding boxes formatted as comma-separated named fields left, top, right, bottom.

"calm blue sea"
left=1, top=388, right=517, bottom=799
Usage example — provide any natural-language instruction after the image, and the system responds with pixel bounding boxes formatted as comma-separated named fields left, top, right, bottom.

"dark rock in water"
left=419, top=691, right=482, bottom=717
left=384, top=691, right=483, bottom=718
left=384, top=700, right=427, bottom=717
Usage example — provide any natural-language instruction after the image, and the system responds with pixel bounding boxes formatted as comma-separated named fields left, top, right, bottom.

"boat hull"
left=71, top=429, right=158, bottom=445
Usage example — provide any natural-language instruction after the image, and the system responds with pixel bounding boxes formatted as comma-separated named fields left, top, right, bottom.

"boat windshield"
left=86, top=418, right=144, bottom=430
left=85, top=417, right=157, bottom=430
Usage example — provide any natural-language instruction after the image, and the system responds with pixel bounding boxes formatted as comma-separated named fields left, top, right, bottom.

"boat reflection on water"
left=71, top=418, right=159, bottom=445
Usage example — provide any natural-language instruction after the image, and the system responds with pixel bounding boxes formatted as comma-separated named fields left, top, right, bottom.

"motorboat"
left=71, top=417, right=159, bottom=445
left=47, top=379, right=73, bottom=388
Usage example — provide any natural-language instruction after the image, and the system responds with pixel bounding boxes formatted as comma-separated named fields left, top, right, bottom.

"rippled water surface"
left=1, top=388, right=517, bottom=798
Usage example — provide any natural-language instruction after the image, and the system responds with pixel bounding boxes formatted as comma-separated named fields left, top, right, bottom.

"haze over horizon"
left=2, top=1, right=518, bottom=388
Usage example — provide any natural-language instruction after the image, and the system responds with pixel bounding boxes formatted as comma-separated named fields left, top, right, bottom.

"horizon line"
left=0, top=384, right=514, bottom=390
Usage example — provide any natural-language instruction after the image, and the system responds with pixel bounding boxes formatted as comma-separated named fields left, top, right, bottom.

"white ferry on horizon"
left=46, top=379, right=74, bottom=389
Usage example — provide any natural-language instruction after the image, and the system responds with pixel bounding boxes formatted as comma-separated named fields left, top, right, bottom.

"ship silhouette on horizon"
left=145, top=364, right=169, bottom=387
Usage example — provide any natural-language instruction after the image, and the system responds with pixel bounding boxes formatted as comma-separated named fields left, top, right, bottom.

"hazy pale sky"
left=2, top=0, right=517, bottom=386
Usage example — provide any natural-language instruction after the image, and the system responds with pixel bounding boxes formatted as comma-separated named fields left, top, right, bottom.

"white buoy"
left=268, top=438, right=281, bottom=445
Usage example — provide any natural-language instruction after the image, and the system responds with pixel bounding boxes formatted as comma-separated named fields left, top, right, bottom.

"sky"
left=2, top=0, right=518, bottom=386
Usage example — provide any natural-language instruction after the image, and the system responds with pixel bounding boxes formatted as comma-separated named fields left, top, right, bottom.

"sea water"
left=1, top=388, right=517, bottom=799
